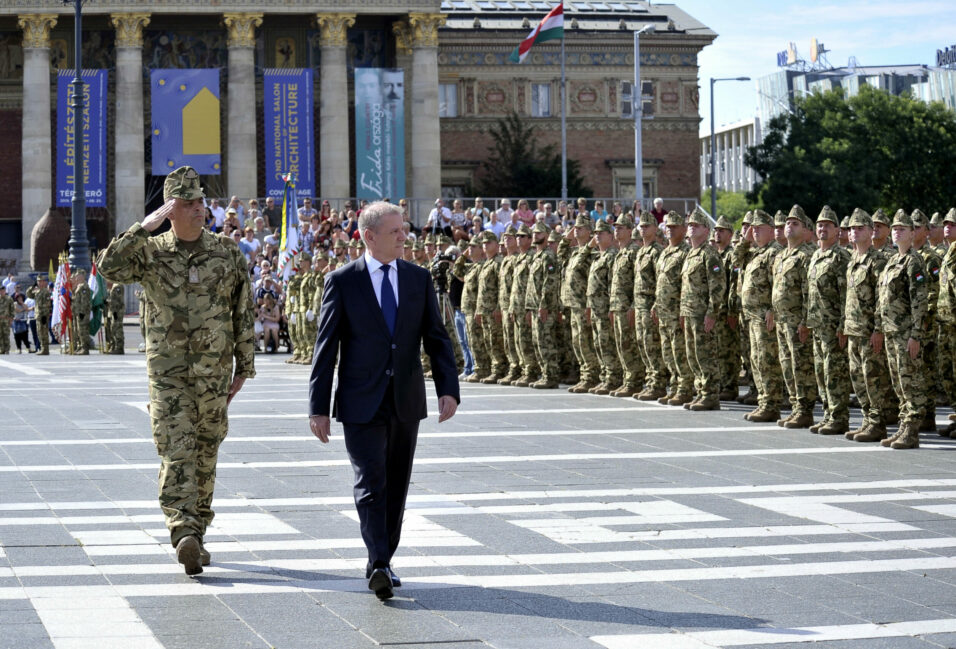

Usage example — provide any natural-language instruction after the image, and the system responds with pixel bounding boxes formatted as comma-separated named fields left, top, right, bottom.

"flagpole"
left=560, top=18, right=567, bottom=203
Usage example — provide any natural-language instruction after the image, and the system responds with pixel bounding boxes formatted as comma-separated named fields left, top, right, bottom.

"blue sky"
left=674, top=0, right=956, bottom=134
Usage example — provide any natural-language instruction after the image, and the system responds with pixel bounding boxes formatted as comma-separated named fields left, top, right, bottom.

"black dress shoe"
left=368, top=568, right=394, bottom=600
left=366, top=564, right=401, bottom=588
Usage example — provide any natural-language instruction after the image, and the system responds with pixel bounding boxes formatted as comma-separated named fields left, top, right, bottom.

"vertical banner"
left=263, top=69, right=315, bottom=201
left=354, top=68, right=405, bottom=201
left=56, top=70, right=108, bottom=207
left=150, top=69, right=221, bottom=175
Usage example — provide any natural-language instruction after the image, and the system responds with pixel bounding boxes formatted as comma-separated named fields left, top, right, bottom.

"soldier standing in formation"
left=497, top=226, right=521, bottom=384
left=938, top=210, right=956, bottom=438
left=476, top=231, right=508, bottom=383
left=586, top=219, right=620, bottom=395
left=71, top=269, right=92, bottom=355
left=27, top=275, right=52, bottom=355
left=911, top=209, right=942, bottom=433
left=730, top=212, right=759, bottom=405
left=712, top=216, right=739, bottom=400
left=461, top=238, right=488, bottom=382
left=510, top=225, right=540, bottom=387
left=563, top=216, right=599, bottom=393
left=633, top=211, right=668, bottom=401
left=0, top=289, right=12, bottom=353
left=104, top=281, right=126, bottom=354
left=608, top=215, right=643, bottom=397
left=654, top=212, right=693, bottom=405
left=526, top=223, right=562, bottom=388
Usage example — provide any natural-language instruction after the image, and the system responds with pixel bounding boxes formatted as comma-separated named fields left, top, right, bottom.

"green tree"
left=470, top=112, right=592, bottom=199
left=700, top=189, right=760, bottom=225
left=745, top=85, right=956, bottom=217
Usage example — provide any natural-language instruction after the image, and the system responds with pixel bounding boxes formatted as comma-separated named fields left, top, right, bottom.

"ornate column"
left=316, top=12, right=355, bottom=203
left=17, top=14, right=57, bottom=271
left=223, top=13, right=262, bottom=199
left=408, top=13, right=445, bottom=208
left=111, top=13, right=150, bottom=236
left=392, top=20, right=413, bottom=196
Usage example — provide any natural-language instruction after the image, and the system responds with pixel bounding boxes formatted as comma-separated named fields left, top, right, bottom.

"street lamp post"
left=65, top=0, right=91, bottom=272
left=709, top=76, right=750, bottom=219
left=633, top=24, right=655, bottom=212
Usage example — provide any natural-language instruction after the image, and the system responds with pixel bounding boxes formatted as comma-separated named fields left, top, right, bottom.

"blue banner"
left=354, top=68, right=405, bottom=201
left=150, top=69, right=221, bottom=175
left=263, top=69, right=315, bottom=201
left=56, top=70, right=107, bottom=207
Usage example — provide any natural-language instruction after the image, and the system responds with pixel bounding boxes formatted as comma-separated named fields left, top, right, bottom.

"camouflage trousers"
left=921, top=322, right=938, bottom=417
left=637, top=308, right=668, bottom=391
left=441, top=301, right=464, bottom=373
left=776, top=322, right=817, bottom=415
left=466, top=311, right=489, bottom=377
left=481, top=313, right=509, bottom=377
left=36, top=315, right=50, bottom=354
left=739, top=315, right=756, bottom=391
left=847, top=335, right=893, bottom=426
left=557, top=309, right=575, bottom=379
left=139, top=295, right=147, bottom=340
left=812, top=329, right=851, bottom=425
left=658, top=317, right=693, bottom=395
left=72, top=314, right=90, bottom=353
left=294, top=313, right=315, bottom=360
left=501, top=310, right=521, bottom=376
left=514, top=312, right=540, bottom=378
left=148, top=373, right=230, bottom=546
left=940, top=321, right=956, bottom=406
left=105, top=316, right=124, bottom=354
left=716, top=314, right=741, bottom=393
left=683, top=316, right=720, bottom=400
left=612, top=310, right=645, bottom=389
left=749, top=318, right=783, bottom=410
left=569, top=308, right=600, bottom=383
left=0, top=324, right=10, bottom=353
left=591, top=312, right=621, bottom=386
left=532, top=312, right=560, bottom=382
left=885, top=334, right=928, bottom=424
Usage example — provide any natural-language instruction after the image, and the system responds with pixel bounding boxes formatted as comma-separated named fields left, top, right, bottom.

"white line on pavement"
left=0, top=358, right=52, bottom=376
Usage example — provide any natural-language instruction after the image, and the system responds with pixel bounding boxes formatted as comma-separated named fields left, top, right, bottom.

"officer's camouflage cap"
left=163, top=166, right=205, bottom=202
left=403, top=240, right=412, bottom=248
left=333, top=239, right=347, bottom=249
left=891, top=209, right=914, bottom=228
left=638, top=210, right=657, bottom=226
left=774, top=210, right=787, bottom=227
left=714, top=216, right=734, bottom=231
left=750, top=209, right=774, bottom=227
left=664, top=211, right=685, bottom=227
left=741, top=210, right=753, bottom=225
left=423, top=233, right=436, bottom=244
left=910, top=209, right=928, bottom=227
left=479, top=230, right=499, bottom=244
left=357, top=238, right=366, bottom=247
left=613, top=214, right=635, bottom=228
left=348, top=239, right=359, bottom=248
left=531, top=221, right=551, bottom=235
left=502, top=225, right=518, bottom=238
left=593, top=219, right=613, bottom=233
left=788, top=204, right=810, bottom=227
left=440, top=235, right=453, bottom=246
left=548, top=230, right=561, bottom=243
left=631, top=225, right=642, bottom=239
left=872, top=208, right=890, bottom=225
left=816, top=205, right=839, bottom=225
left=686, top=207, right=711, bottom=228
left=516, top=223, right=532, bottom=237
left=468, top=236, right=481, bottom=247
left=930, top=212, right=943, bottom=227
left=298, top=251, right=312, bottom=263
left=943, top=208, right=956, bottom=225
left=840, top=216, right=851, bottom=228
left=574, top=214, right=592, bottom=229
left=412, top=239, right=425, bottom=250
left=848, top=208, right=872, bottom=228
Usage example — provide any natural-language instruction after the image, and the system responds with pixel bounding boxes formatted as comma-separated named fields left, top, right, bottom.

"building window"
left=531, top=83, right=551, bottom=117
left=621, top=80, right=654, bottom=118
left=439, top=83, right=458, bottom=117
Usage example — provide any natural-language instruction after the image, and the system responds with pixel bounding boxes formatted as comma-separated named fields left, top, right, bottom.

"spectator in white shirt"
left=484, top=209, right=507, bottom=237
left=425, top=198, right=453, bottom=236
left=209, top=199, right=226, bottom=230
left=494, top=198, right=513, bottom=225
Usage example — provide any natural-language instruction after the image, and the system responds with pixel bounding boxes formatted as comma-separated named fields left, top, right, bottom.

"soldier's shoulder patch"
left=712, top=264, right=721, bottom=273
left=932, top=266, right=940, bottom=277
left=916, top=272, right=925, bottom=282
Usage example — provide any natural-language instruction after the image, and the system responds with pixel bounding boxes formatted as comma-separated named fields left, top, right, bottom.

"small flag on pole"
left=276, top=173, right=300, bottom=281
left=509, top=3, right=564, bottom=63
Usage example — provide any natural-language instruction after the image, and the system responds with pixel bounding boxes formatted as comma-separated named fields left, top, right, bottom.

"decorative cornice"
left=440, top=118, right=700, bottom=133
left=408, top=12, right=446, bottom=48
left=111, top=13, right=151, bottom=49
left=17, top=14, right=57, bottom=49
left=315, top=13, right=356, bottom=49
left=392, top=20, right=413, bottom=56
left=223, top=13, right=263, bottom=49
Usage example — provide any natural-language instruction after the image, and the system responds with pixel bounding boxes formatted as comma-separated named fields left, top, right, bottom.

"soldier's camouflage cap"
left=664, top=211, right=685, bottom=227
left=440, top=235, right=453, bottom=246
left=788, top=204, right=810, bottom=227
left=479, top=230, right=499, bottom=244
left=412, top=240, right=425, bottom=250
left=333, top=239, right=347, bottom=249
left=638, top=210, right=657, bottom=226
left=423, top=233, right=436, bottom=244
left=515, top=224, right=532, bottom=237
left=357, top=238, right=366, bottom=247
left=163, top=166, right=205, bottom=202
left=468, top=236, right=481, bottom=247
left=686, top=207, right=710, bottom=228
left=773, top=210, right=787, bottom=227
left=930, top=212, right=943, bottom=227
left=348, top=239, right=359, bottom=248
left=816, top=205, right=839, bottom=225
left=548, top=230, right=561, bottom=242
left=910, top=209, right=928, bottom=227
left=714, top=215, right=734, bottom=231
left=531, top=221, right=551, bottom=234
left=751, top=209, right=774, bottom=227
left=840, top=216, right=851, bottom=228
left=943, top=208, right=956, bottom=225
left=872, top=208, right=890, bottom=225
left=502, top=225, right=518, bottom=237
left=848, top=208, right=872, bottom=228
left=574, top=214, right=592, bottom=229
left=593, top=219, right=613, bottom=233
left=891, top=209, right=914, bottom=229
left=298, top=251, right=312, bottom=263
left=741, top=210, right=753, bottom=225
left=403, top=240, right=412, bottom=248
left=613, top=214, right=635, bottom=228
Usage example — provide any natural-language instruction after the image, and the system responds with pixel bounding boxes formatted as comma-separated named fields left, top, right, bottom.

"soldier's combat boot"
left=690, top=396, right=720, bottom=411
left=816, top=420, right=848, bottom=435
left=657, top=391, right=673, bottom=405
left=737, top=389, right=759, bottom=406
left=783, top=412, right=814, bottom=429
left=175, top=535, right=203, bottom=576
left=854, top=422, right=887, bottom=443
left=919, top=414, right=938, bottom=433
left=881, top=427, right=903, bottom=447
left=945, top=422, right=956, bottom=438
left=950, top=413, right=956, bottom=422
left=591, top=383, right=611, bottom=396
left=199, top=541, right=211, bottom=566
left=480, top=374, right=500, bottom=384
left=746, top=407, right=780, bottom=423
left=667, top=392, right=693, bottom=406
left=637, top=387, right=667, bottom=401
left=572, top=380, right=598, bottom=394
left=777, top=412, right=795, bottom=428
left=683, top=396, right=700, bottom=410
left=531, top=378, right=559, bottom=389
left=512, top=375, right=532, bottom=387
left=610, top=385, right=633, bottom=398
left=497, top=373, right=515, bottom=386
left=844, top=420, right=867, bottom=439
left=890, top=421, right=920, bottom=449
left=810, top=418, right=829, bottom=434
left=567, top=381, right=584, bottom=393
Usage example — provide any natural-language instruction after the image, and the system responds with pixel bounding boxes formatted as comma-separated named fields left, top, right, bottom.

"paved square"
left=2, top=353, right=956, bottom=649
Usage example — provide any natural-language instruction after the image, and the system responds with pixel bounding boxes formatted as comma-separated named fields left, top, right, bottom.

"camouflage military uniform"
left=730, top=233, right=758, bottom=401
left=938, top=219, right=956, bottom=437
left=772, top=242, right=816, bottom=420
left=463, top=246, right=489, bottom=380
left=476, top=246, right=508, bottom=380
left=587, top=229, right=621, bottom=391
left=609, top=228, right=643, bottom=394
left=27, top=282, right=52, bottom=355
left=97, top=165, right=256, bottom=553
left=294, top=264, right=314, bottom=364
left=914, top=223, right=942, bottom=430
left=742, top=238, right=784, bottom=414
left=497, top=242, right=521, bottom=381
left=679, top=233, right=725, bottom=407
left=553, top=233, right=576, bottom=382
left=510, top=243, right=540, bottom=384
left=284, top=270, right=303, bottom=362
left=654, top=239, right=693, bottom=401
left=562, top=232, right=600, bottom=389
left=137, top=287, right=147, bottom=348
left=526, top=226, right=562, bottom=387
left=633, top=235, right=668, bottom=397
left=105, top=283, right=126, bottom=354
left=716, top=241, right=739, bottom=398
left=0, top=293, right=12, bottom=353
left=71, top=280, right=92, bottom=355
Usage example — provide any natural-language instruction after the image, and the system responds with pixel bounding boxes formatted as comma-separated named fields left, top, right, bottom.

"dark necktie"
left=380, top=264, right=397, bottom=336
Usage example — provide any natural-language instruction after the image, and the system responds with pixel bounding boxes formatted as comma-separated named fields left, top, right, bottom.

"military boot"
left=844, top=420, right=867, bottom=439
left=531, top=378, right=559, bottom=389
left=591, top=383, right=611, bottom=396
left=719, top=388, right=739, bottom=401
left=464, top=373, right=483, bottom=383
left=737, top=389, right=759, bottom=406
left=881, top=427, right=903, bottom=447
left=810, top=418, right=830, bottom=434
left=683, top=397, right=701, bottom=410
left=657, top=391, right=673, bottom=405
left=512, top=375, right=532, bottom=387
left=918, top=414, right=938, bottom=433
left=853, top=422, right=887, bottom=443
left=783, top=412, right=814, bottom=429
left=746, top=407, right=780, bottom=423
left=890, top=421, right=920, bottom=449
left=777, top=412, right=795, bottom=428
left=175, top=535, right=203, bottom=576
left=572, top=380, right=598, bottom=394
left=497, top=373, right=515, bottom=386
left=480, top=374, right=500, bottom=384
left=944, top=422, right=956, bottom=438
left=567, top=381, right=584, bottom=394
left=816, top=420, right=848, bottom=435
left=610, top=385, right=635, bottom=398
left=690, top=396, right=720, bottom=411
left=950, top=413, right=956, bottom=422
left=667, top=392, right=693, bottom=406
left=199, top=541, right=211, bottom=566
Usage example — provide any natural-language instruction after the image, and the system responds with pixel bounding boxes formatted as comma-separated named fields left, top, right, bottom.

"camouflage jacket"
left=877, top=250, right=928, bottom=341
left=741, top=242, right=782, bottom=320
left=509, top=250, right=535, bottom=313
left=844, top=248, right=888, bottom=337
left=609, top=244, right=638, bottom=312
left=938, top=245, right=956, bottom=324
left=108, top=284, right=125, bottom=319
left=298, top=271, right=317, bottom=314
left=498, top=254, right=518, bottom=313
left=461, top=259, right=482, bottom=313
left=806, top=244, right=850, bottom=333
left=476, top=254, right=503, bottom=315
left=679, top=243, right=725, bottom=320
left=653, top=242, right=689, bottom=321
left=0, top=294, right=13, bottom=323
left=716, top=245, right=734, bottom=316
left=311, top=270, right=327, bottom=313
left=729, top=240, right=756, bottom=314
left=556, top=238, right=573, bottom=267
left=561, top=245, right=596, bottom=310
left=97, top=223, right=256, bottom=379
left=632, top=240, right=663, bottom=310
left=27, top=286, right=52, bottom=318
left=285, top=273, right=302, bottom=317
left=72, top=283, right=92, bottom=318
left=916, top=243, right=942, bottom=328
left=586, top=246, right=618, bottom=315
left=772, top=246, right=811, bottom=326
left=526, top=248, right=560, bottom=311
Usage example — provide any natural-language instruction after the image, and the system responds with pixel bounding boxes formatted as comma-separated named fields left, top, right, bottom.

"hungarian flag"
left=277, top=173, right=300, bottom=281
left=51, top=259, right=72, bottom=339
left=509, top=3, right=564, bottom=63
left=88, top=260, right=107, bottom=336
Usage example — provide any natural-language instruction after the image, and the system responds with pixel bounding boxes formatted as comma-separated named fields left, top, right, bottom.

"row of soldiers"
left=429, top=204, right=955, bottom=451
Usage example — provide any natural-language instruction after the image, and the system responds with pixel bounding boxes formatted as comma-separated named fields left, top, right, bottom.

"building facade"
left=699, top=117, right=761, bottom=195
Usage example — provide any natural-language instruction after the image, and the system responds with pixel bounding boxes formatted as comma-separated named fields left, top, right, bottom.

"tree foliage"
left=700, top=189, right=760, bottom=225
left=470, top=112, right=592, bottom=199
left=745, top=85, right=956, bottom=217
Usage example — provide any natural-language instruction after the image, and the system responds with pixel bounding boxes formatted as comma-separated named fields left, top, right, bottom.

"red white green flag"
left=509, top=4, right=564, bottom=63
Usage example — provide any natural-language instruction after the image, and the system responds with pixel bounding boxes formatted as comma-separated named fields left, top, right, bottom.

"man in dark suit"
left=309, top=201, right=460, bottom=600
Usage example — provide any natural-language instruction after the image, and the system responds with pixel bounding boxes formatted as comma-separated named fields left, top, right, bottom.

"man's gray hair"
left=358, top=201, right=403, bottom=241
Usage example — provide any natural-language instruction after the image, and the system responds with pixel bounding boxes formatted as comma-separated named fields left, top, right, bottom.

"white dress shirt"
left=364, top=252, right=399, bottom=309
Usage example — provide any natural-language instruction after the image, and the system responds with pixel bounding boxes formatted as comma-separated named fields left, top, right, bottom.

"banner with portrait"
left=263, top=69, right=315, bottom=201
left=354, top=68, right=405, bottom=201
left=56, top=69, right=108, bottom=207
left=150, top=69, right=221, bottom=175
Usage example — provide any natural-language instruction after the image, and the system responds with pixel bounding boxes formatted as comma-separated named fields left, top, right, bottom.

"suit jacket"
left=308, top=256, right=460, bottom=424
